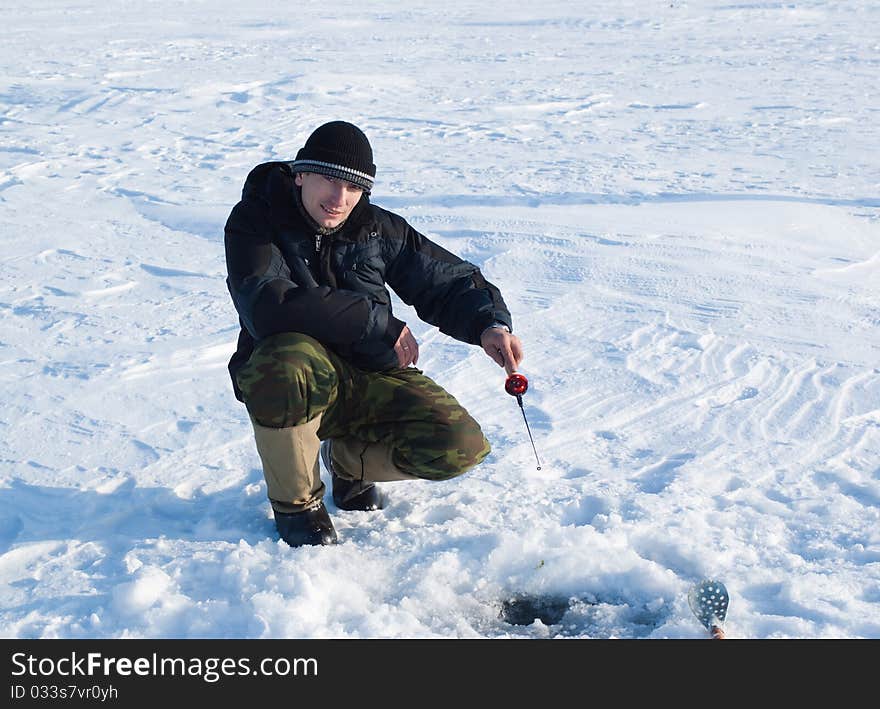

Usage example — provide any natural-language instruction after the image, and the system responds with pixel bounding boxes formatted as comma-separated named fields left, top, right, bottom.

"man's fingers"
left=501, top=348, right=516, bottom=376
left=483, top=342, right=504, bottom=368
left=404, top=344, right=418, bottom=366
left=498, top=337, right=524, bottom=376
left=397, top=328, right=419, bottom=367
left=480, top=330, right=525, bottom=376
left=509, top=338, right=524, bottom=369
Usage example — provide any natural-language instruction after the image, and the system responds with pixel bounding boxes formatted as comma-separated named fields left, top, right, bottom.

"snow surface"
left=1, top=0, right=879, bottom=639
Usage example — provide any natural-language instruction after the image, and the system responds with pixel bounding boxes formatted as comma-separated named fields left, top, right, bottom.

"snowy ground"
left=1, top=1, right=878, bottom=639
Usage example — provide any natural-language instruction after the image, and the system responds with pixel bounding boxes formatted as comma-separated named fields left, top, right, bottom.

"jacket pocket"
left=338, top=239, right=385, bottom=289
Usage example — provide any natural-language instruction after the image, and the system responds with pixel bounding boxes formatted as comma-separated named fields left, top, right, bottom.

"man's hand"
left=394, top=325, right=419, bottom=367
left=480, top=326, right=523, bottom=376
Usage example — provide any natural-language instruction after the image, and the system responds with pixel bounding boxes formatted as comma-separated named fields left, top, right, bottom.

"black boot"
left=273, top=502, right=338, bottom=547
left=321, top=440, right=385, bottom=512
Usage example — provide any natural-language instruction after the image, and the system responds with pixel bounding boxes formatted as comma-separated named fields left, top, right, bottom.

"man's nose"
left=328, top=183, right=346, bottom=203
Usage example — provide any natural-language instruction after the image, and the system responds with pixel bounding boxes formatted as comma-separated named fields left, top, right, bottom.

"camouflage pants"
left=235, top=332, right=490, bottom=512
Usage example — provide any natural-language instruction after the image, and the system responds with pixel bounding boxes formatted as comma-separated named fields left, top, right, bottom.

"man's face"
left=295, top=172, right=363, bottom=229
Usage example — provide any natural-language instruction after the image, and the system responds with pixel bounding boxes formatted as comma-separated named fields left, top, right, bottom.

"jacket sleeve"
left=381, top=211, right=512, bottom=345
left=224, top=199, right=403, bottom=359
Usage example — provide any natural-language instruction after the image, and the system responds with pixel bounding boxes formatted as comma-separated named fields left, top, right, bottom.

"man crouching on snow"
left=223, top=120, right=524, bottom=547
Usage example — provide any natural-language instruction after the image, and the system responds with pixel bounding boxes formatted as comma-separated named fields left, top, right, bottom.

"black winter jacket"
left=224, top=161, right=512, bottom=401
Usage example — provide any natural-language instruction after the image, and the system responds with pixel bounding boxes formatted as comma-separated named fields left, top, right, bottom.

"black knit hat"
left=290, top=121, right=376, bottom=193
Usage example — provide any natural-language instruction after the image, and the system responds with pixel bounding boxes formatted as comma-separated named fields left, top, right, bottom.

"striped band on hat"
left=289, top=159, right=375, bottom=192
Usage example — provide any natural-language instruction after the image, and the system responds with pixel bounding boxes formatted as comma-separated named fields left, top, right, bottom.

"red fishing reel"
left=505, top=373, right=529, bottom=397
left=504, top=372, right=541, bottom=470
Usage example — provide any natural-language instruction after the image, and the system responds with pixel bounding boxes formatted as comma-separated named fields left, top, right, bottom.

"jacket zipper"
left=315, top=233, right=322, bottom=252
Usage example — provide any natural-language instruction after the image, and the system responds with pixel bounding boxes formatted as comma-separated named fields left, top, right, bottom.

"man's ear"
left=294, top=173, right=303, bottom=186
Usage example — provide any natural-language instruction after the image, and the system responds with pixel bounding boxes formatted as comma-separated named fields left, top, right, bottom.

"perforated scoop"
left=688, top=579, right=729, bottom=639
